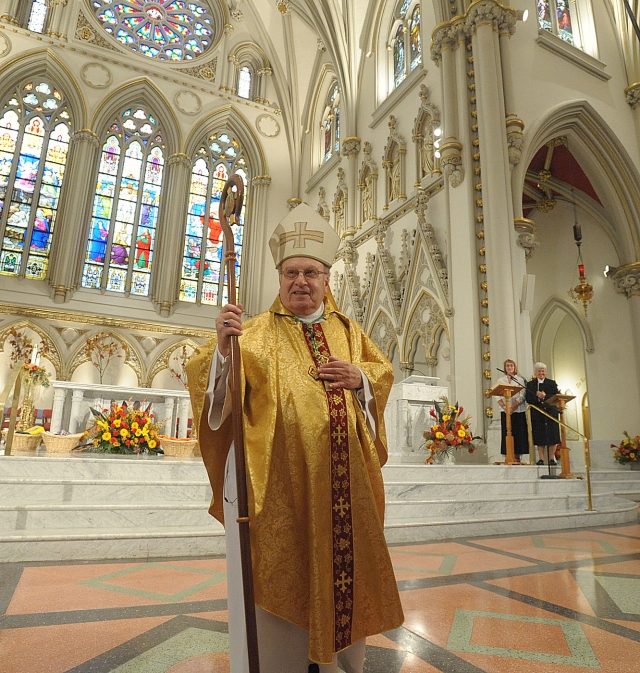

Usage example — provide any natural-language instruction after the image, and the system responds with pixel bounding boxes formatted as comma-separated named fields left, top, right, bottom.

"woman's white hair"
left=533, top=362, right=547, bottom=372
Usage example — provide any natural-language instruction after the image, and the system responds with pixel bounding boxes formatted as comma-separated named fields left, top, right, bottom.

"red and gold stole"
left=300, top=320, right=354, bottom=652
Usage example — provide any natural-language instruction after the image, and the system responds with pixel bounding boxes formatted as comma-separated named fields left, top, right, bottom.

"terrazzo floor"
left=1, top=520, right=640, bottom=672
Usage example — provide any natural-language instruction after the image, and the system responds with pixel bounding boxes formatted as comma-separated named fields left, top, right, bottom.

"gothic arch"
left=402, top=291, right=448, bottom=365
left=0, top=319, right=63, bottom=379
left=66, top=330, right=145, bottom=384
left=304, top=65, right=340, bottom=170
left=382, top=115, right=406, bottom=208
left=514, top=100, right=640, bottom=263
left=369, top=309, right=398, bottom=360
left=0, top=49, right=87, bottom=128
left=226, top=42, right=271, bottom=102
left=184, top=105, right=266, bottom=177
left=90, top=78, right=181, bottom=155
left=531, top=295, right=595, bottom=360
left=146, top=337, right=200, bottom=387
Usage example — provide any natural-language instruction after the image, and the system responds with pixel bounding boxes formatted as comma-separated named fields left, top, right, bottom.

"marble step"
left=0, top=477, right=212, bottom=503
left=385, top=477, right=588, bottom=499
left=0, top=454, right=206, bottom=480
left=0, top=501, right=219, bottom=530
left=384, top=500, right=639, bottom=544
left=584, top=469, right=640, bottom=481
left=0, top=525, right=225, bottom=563
left=383, top=464, right=543, bottom=481
left=385, top=491, right=616, bottom=520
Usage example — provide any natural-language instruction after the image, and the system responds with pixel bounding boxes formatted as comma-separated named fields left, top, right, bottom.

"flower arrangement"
left=424, top=397, right=477, bottom=464
left=83, top=332, right=128, bottom=384
left=611, top=432, right=640, bottom=466
left=75, top=401, right=163, bottom=454
left=23, top=362, right=51, bottom=388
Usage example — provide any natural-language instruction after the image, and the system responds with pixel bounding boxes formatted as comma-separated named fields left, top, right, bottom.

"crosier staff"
left=219, top=174, right=260, bottom=673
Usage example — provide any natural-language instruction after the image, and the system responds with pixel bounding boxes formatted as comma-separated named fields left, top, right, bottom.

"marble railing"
left=50, top=381, right=193, bottom=438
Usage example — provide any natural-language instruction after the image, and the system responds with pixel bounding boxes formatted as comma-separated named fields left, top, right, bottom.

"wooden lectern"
left=548, top=393, right=577, bottom=479
left=489, top=383, right=523, bottom=465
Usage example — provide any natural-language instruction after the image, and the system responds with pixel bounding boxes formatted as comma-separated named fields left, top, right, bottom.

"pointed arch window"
left=321, top=83, right=340, bottom=164
left=237, top=66, right=252, bottom=99
left=82, top=107, right=165, bottom=296
left=537, top=0, right=578, bottom=47
left=391, top=1, right=421, bottom=91
left=0, top=80, right=72, bottom=279
left=181, top=132, right=248, bottom=306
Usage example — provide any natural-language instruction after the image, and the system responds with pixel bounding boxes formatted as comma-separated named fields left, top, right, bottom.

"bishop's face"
left=278, top=256, right=329, bottom=316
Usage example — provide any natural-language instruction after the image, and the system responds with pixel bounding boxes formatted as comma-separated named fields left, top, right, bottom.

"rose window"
left=93, top=0, right=216, bottom=61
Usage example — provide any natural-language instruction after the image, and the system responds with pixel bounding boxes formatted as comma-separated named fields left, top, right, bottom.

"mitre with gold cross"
left=269, top=203, right=341, bottom=268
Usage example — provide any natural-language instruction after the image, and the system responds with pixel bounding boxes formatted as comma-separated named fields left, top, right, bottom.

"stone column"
left=50, top=386, right=67, bottom=434
left=244, top=175, right=271, bottom=315
left=256, top=67, right=272, bottom=104
left=467, top=2, right=519, bottom=394
left=47, top=129, right=101, bottom=303
left=177, top=396, right=191, bottom=438
left=44, top=0, right=69, bottom=39
left=498, top=18, right=523, bottom=169
left=611, top=262, right=640, bottom=385
left=341, top=136, right=360, bottom=237
left=163, top=396, right=176, bottom=436
left=149, top=153, right=191, bottom=317
left=68, top=389, right=84, bottom=433
left=625, top=84, right=640, bottom=154
left=0, top=0, right=20, bottom=23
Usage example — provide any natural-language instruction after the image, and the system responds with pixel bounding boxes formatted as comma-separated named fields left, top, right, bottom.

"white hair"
left=533, top=362, right=547, bottom=372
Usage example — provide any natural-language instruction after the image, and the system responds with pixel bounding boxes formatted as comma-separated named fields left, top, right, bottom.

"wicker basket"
left=159, top=436, right=199, bottom=457
left=42, top=432, right=84, bottom=453
left=2, top=431, right=43, bottom=451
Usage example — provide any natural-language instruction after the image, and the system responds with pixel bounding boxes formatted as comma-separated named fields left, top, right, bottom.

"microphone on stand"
left=496, top=368, right=527, bottom=388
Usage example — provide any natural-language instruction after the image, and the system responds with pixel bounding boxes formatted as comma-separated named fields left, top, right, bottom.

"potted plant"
left=423, top=397, right=478, bottom=464
left=611, top=432, right=640, bottom=470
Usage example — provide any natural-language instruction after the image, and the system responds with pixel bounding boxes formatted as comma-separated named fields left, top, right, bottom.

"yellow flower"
left=631, top=453, right=636, bottom=459
left=148, top=439, right=157, bottom=449
left=435, top=431, right=445, bottom=439
left=102, top=432, right=111, bottom=441
left=97, top=420, right=108, bottom=429
left=131, top=422, right=139, bottom=430
left=120, top=428, right=129, bottom=438
left=93, top=439, right=99, bottom=446
left=458, top=429, right=466, bottom=438
left=442, top=415, right=450, bottom=422
left=135, top=430, right=142, bottom=437
left=113, top=419, right=121, bottom=428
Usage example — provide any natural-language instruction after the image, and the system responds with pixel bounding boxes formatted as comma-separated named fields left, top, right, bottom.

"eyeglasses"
left=280, top=268, right=327, bottom=280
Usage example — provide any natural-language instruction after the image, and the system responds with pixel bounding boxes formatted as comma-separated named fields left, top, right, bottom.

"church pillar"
left=245, top=174, right=272, bottom=316
left=47, top=129, right=101, bottom=303
left=611, top=263, right=640, bottom=385
left=0, top=0, right=20, bottom=23
left=45, top=0, right=69, bottom=40
left=341, top=137, right=360, bottom=236
left=467, top=4, right=520, bottom=395
left=150, top=153, right=191, bottom=317
left=431, top=24, right=483, bottom=427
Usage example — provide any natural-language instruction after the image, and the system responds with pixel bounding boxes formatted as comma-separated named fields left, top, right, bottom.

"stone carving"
left=514, top=217, right=539, bottom=260
left=333, top=167, right=348, bottom=236
left=71, top=129, right=100, bottom=150
left=167, top=153, right=191, bottom=170
left=611, top=263, right=640, bottom=298
left=506, top=117, right=524, bottom=167
left=75, top=10, right=119, bottom=51
left=416, top=188, right=449, bottom=299
left=405, top=292, right=448, bottom=363
left=441, top=153, right=463, bottom=188
left=413, top=85, right=441, bottom=181
left=358, top=142, right=377, bottom=225
left=0, top=33, right=12, bottom=58
left=383, top=116, right=406, bottom=208
left=256, top=114, right=280, bottom=137
left=317, top=186, right=330, bottom=221
left=369, top=310, right=396, bottom=359
left=374, top=219, right=402, bottom=313
left=342, top=240, right=365, bottom=324
left=251, top=175, right=272, bottom=187
left=174, top=90, right=202, bottom=116
left=341, top=136, right=361, bottom=159
left=177, top=56, right=217, bottom=82
left=81, top=63, right=112, bottom=89
left=625, top=84, right=640, bottom=110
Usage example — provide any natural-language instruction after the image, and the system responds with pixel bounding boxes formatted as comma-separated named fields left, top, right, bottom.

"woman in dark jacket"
left=525, top=362, right=560, bottom=466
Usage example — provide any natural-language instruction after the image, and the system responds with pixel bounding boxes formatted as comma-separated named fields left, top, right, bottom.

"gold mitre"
left=269, top=203, right=340, bottom=268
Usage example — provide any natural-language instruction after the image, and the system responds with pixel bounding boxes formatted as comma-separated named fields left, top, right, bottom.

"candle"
left=30, top=346, right=37, bottom=364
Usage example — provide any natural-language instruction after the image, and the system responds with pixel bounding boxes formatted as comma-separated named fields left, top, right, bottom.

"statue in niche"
left=421, top=128, right=435, bottom=177
left=390, top=152, right=401, bottom=202
left=335, top=192, right=345, bottom=236
left=362, top=175, right=373, bottom=223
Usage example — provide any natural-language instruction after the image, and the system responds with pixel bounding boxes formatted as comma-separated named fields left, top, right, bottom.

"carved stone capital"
left=287, top=197, right=302, bottom=210
left=625, top=83, right=640, bottom=110
left=227, top=53, right=239, bottom=66
left=224, top=23, right=234, bottom=36
left=465, top=0, right=516, bottom=36
left=230, top=8, right=243, bottom=21
left=440, top=146, right=464, bottom=188
left=611, top=262, right=640, bottom=298
left=167, top=152, right=191, bottom=170
left=341, top=136, right=361, bottom=159
left=71, top=129, right=100, bottom=149
left=430, top=24, right=457, bottom=65
left=251, top=174, right=272, bottom=187
left=506, top=117, right=524, bottom=167
left=514, top=217, right=539, bottom=260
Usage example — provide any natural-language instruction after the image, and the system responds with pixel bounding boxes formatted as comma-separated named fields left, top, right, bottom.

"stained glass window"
left=237, top=66, right=252, bottom=99
left=393, top=24, right=406, bottom=88
left=181, top=132, right=248, bottom=305
left=93, top=0, right=216, bottom=62
left=537, top=0, right=576, bottom=46
left=409, top=5, right=421, bottom=72
left=27, top=0, right=48, bottom=33
left=82, top=107, right=165, bottom=296
left=0, top=81, right=71, bottom=280
left=321, top=83, right=340, bottom=165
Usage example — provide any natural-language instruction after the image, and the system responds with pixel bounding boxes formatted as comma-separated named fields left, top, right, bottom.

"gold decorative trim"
left=0, top=302, right=216, bottom=338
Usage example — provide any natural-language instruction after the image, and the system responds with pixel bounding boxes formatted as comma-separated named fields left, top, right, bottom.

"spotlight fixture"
left=433, top=127, right=442, bottom=137
left=517, top=9, right=529, bottom=21
left=604, top=265, right=617, bottom=278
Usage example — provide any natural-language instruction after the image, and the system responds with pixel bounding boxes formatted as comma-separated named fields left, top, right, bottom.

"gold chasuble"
left=187, top=295, right=404, bottom=664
